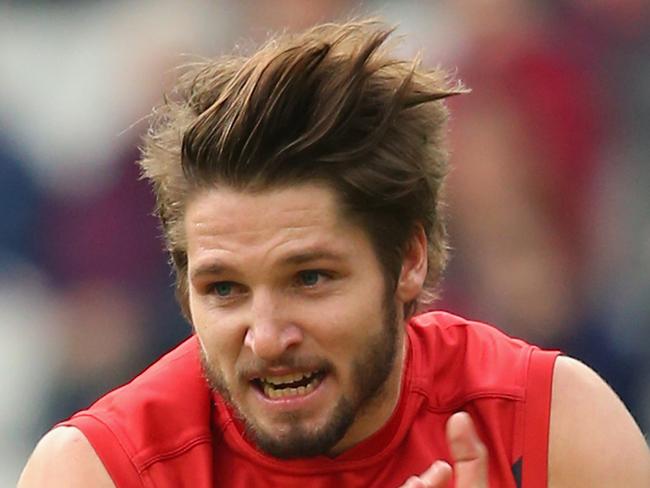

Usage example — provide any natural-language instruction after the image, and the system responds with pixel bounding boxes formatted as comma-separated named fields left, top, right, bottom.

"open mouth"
left=251, top=370, right=326, bottom=399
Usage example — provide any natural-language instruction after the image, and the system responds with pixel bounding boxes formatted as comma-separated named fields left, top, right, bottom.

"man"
left=19, top=20, right=649, bottom=487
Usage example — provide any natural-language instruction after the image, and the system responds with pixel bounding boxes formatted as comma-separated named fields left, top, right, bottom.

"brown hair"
left=139, top=19, right=465, bottom=320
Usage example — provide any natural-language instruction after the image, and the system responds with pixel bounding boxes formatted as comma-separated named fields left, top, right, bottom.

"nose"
left=243, top=290, right=303, bottom=360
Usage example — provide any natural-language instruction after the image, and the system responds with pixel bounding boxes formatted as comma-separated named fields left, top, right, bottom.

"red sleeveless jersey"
left=58, top=311, right=559, bottom=487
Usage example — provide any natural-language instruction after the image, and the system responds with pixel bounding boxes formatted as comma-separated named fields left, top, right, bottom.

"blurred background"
left=2, top=0, right=649, bottom=483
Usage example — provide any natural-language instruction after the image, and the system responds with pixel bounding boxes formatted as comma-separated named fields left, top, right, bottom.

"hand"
left=399, top=412, right=488, bottom=487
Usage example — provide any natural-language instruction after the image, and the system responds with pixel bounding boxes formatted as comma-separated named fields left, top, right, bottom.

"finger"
left=418, top=460, right=452, bottom=486
left=400, top=475, right=428, bottom=488
left=446, top=412, right=488, bottom=488
left=398, top=461, right=452, bottom=488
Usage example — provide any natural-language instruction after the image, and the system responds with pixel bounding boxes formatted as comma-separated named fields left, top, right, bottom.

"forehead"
left=186, top=183, right=343, bottom=231
left=183, top=183, right=367, bottom=259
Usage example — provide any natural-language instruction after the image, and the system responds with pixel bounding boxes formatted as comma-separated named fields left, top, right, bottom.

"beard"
left=200, top=297, right=400, bottom=459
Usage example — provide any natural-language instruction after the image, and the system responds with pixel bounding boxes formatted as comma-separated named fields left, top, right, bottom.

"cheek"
left=306, top=292, right=386, bottom=352
left=191, top=302, right=244, bottom=375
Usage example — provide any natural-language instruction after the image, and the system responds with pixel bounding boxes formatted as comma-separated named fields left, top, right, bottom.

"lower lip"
left=251, top=375, right=329, bottom=412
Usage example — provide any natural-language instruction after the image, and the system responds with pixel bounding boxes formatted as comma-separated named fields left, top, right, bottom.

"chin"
left=244, top=398, right=355, bottom=458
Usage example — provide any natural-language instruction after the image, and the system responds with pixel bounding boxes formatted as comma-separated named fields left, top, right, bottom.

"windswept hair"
left=139, top=19, right=466, bottom=319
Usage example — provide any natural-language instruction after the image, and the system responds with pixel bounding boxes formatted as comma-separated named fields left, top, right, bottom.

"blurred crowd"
left=1, top=0, right=649, bottom=484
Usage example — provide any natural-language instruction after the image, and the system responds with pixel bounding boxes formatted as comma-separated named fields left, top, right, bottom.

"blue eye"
left=213, top=282, right=234, bottom=297
left=298, top=270, right=321, bottom=286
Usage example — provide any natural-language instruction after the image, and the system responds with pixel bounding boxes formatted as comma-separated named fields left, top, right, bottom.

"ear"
left=395, top=224, right=428, bottom=303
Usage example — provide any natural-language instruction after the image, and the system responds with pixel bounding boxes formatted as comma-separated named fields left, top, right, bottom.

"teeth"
left=263, top=380, right=317, bottom=399
left=262, top=372, right=314, bottom=386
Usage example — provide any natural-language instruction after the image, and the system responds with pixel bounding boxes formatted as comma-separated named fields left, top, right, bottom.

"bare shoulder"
left=548, top=355, right=650, bottom=488
left=18, top=426, right=115, bottom=488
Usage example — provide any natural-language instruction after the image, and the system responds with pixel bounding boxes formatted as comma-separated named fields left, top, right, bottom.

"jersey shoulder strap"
left=57, top=336, right=214, bottom=488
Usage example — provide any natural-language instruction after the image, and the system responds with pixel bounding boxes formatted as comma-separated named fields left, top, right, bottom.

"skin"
left=18, top=184, right=650, bottom=487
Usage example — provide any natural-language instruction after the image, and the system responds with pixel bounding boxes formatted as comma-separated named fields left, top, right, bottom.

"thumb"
left=446, top=412, right=488, bottom=487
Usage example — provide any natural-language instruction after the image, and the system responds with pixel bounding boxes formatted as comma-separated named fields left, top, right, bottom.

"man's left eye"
left=212, top=281, right=236, bottom=297
left=297, top=270, right=323, bottom=286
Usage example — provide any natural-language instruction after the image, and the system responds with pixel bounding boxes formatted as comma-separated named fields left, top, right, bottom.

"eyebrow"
left=189, top=263, right=224, bottom=282
left=281, top=250, right=347, bottom=266
left=189, top=250, right=347, bottom=282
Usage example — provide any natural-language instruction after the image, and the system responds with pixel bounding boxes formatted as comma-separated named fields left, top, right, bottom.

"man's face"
left=185, top=183, right=407, bottom=458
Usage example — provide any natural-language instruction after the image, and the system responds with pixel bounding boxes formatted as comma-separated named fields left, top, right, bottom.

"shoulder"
left=408, top=311, right=546, bottom=407
left=410, top=310, right=533, bottom=350
left=410, top=312, right=536, bottom=379
left=20, top=337, right=213, bottom=487
left=18, top=427, right=114, bottom=487
left=79, top=336, right=209, bottom=441
left=548, top=356, right=650, bottom=487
